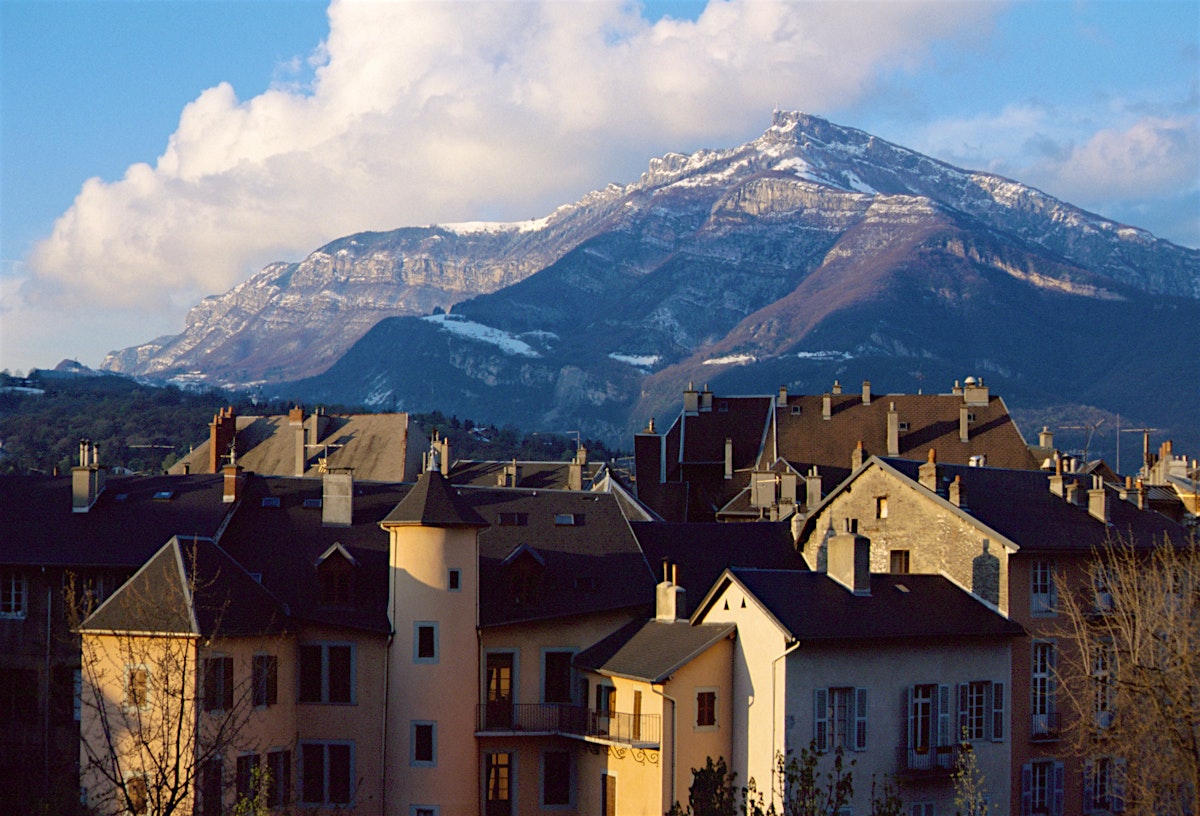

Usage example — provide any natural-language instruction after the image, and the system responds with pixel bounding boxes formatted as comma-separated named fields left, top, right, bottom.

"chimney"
left=887, top=402, right=900, bottom=456
left=777, top=385, right=788, bottom=408
left=700, top=385, right=713, bottom=413
left=861, top=380, right=872, bottom=405
left=959, top=405, right=970, bottom=443
left=962, top=376, right=989, bottom=406
left=851, top=440, right=865, bottom=471
left=822, top=393, right=832, bottom=420
left=1049, top=456, right=1065, bottom=497
left=724, top=437, right=733, bottom=480
left=1065, top=480, right=1080, bottom=506
left=1088, top=475, right=1109, bottom=523
left=683, top=382, right=700, bottom=415
left=222, top=460, right=243, bottom=504
left=291, top=406, right=307, bottom=477
left=949, top=475, right=966, bottom=508
left=208, top=406, right=237, bottom=474
left=72, top=439, right=106, bottom=513
left=500, top=459, right=522, bottom=487
left=779, top=471, right=797, bottom=505
left=952, top=380, right=963, bottom=396
left=1120, top=475, right=1133, bottom=502
left=322, top=469, right=354, bottom=527
left=656, top=561, right=687, bottom=621
left=1136, top=478, right=1147, bottom=510
left=575, top=445, right=588, bottom=466
left=1039, top=427, right=1054, bottom=449
left=568, top=459, right=583, bottom=491
left=919, top=449, right=939, bottom=492
left=827, top=519, right=871, bottom=596
left=440, top=437, right=451, bottom=476
left=806, top=467, right=822, bottom=509
left=831, top=380, right=842, bottom=395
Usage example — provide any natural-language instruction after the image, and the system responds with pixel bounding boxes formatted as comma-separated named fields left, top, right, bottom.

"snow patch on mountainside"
left=703, top=353, right=757, bottom=366
left=439, top=217, right=551, bottom=235
left=422, top=314, right=541, bottom=357
left=609, top=353, right=660, bottom=368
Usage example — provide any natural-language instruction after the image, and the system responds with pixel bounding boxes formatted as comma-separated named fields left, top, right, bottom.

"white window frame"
left=1031, top=640, right=1057, bottom=736
left=0, top=570, right=27, bottom=619
left=814, top=686, right=867, bottom=752
left=958, top=680, right=1004, bottom=742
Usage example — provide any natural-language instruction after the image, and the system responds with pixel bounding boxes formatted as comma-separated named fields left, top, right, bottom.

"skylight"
left=152, top=490, right=174, bottom=501
left=261, top=497, right=281, bottom=508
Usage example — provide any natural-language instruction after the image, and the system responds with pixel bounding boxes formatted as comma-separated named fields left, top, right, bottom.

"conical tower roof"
left=381, top=469, right=487, bottom=528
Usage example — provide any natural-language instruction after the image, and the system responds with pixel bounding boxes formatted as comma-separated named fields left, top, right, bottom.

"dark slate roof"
left=0, top=474, right=234, bottom=568
left=574, top=618, right=735, bottom=683
left=216, top=476, right=411, bottom=633
left=462, top=487, right=656, bottom=627
left=381, top=470, right=487, bottom=527
left=772, top=392, right=1038, bottom=495
left=881, top=458, right=1190, bottom=553
left=448, top=459, right=604, bottom=490
left=631, top=521, right=806, bottom=607
left=81, top=536, right=288, bottom=637
left=712, top=569, right=1024, bottom=642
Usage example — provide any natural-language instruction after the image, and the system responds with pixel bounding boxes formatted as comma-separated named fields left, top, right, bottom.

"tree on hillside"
left=1056, top=533, right=1200, bottom=816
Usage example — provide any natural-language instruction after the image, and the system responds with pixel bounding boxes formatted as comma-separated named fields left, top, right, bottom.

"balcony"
left=476, top=703, right=660, bottom=747
left=896, top=745, right=960, bottom=779
left=1030, top=711, right=1061, bottom=742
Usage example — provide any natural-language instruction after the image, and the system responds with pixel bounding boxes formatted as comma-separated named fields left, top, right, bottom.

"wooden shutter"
left=936, top=685, right=951, bottom=747
left=1082, top=760, right=1095, bottom=815
left=957, top=683, right=969, bottom=739
left=813, top=688, right=828, bottom=752
left=854, top=688, right=868, bottom=751
left=1052, top=761, right=1065, bottom=816
left=1020, top=764, right=1032, bottom=816
left=990, top=681, right=1004, bottom=741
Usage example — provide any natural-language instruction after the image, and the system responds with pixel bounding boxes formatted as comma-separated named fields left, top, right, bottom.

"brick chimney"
left=806, top=466, right=822, bottom=510
left=862, top=380, right=871, bottom=405
left=222, top=459, right=243, bottom=504
left=949, top=475, right=966, bottom=508
left=959, top=405, right=970, bottom=443
left=919, top=449, right=939, bottom=491
left=887, top=402, right=900, bottom=456
left=822, top=393, right=832, bottom=420
left=1088, top=475, right=1109, bottom=523
left=827, top=519, right=871, bottom=596
left=656, top=561, right=686, bottom=621
left=322, top=469, right=354, bottom=527
left=72, top=439, right=106, bottom=513
left=208, top=407, right=237, bottom=474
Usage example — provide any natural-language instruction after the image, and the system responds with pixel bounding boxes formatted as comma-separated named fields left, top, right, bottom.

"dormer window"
left=502, top=544, right=545, bottom=607
left=261, top=497, right=281, bottom=508
left=498, top=512, right=528, bottom=526
left=554, top=513, right=584, bottom=526
left=316, top=544, right=359, bottom=608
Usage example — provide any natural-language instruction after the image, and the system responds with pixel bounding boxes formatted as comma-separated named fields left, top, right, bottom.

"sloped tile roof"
left=448, top=459, right=604, bottom=490
left=574, top=618, right=735, bottom=683
left=381, top=470, right=487, bottom=527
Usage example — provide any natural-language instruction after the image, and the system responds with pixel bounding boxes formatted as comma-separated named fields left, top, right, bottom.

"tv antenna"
left=1060, top=419, right=1105, bottom=461
left=1119, top=426, right=1160, bottom=476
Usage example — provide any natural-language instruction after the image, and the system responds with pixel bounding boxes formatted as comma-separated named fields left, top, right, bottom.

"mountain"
left=109, top=111, right=1200, bottom=453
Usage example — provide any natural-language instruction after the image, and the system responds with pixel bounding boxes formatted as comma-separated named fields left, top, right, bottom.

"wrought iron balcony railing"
left=1030, top=711, right=1061, bottom=742
left=896, top=744, right=960, bottom=778
left=476, top=702, right=661, bottom=746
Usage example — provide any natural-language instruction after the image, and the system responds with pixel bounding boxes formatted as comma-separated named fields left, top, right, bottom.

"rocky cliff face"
left=107, top=112, right=1199, bottom=451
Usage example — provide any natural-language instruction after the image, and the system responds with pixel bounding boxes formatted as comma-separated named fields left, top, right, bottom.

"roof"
left=381, top=470, right=488, bottom=527
left=881, top=458, right=1190, bottom=553
left=81, top=535, right=288, bottom=638
left=702, top=568, right=1024, bottom=642
left=0, top=473, right=234, bottom=568
left=448, top=459, right=604, bottom=490
left=170, top=412, right=417, bottom=482
left=631, top=521, right=806, bottom=604
left=461, top=487, right=655, bottom=627
left=216, top=475, right=411, bottom=633
left=573, top=618, right=735, bottom=683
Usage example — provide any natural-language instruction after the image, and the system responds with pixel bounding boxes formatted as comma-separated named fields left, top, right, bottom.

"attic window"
left=261, top=497, right=281, bottom=508
left=511, top=566, right=542, bottom=607
left=114, top=493, right=129, bottom=502
left=555, top=513, right=583, bottom=526
left=498, top=512, right=528, bottom=526
left=303, top=498, right=323, bottom=509
left=152, top=490, right=174, bottom=501
left=318, top=558, right=354, bottom=607
left=898, top=421, right=910, bottom=432
left=790, top=406, right=802, bottom=415
left=967, top=413, right=976, bottom=423
left=718, top=401, right=729, bottom=413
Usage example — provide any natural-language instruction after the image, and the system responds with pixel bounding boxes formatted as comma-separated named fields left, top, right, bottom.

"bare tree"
left=70, top=540, right=271, bottom=816
left=1056, top=533, right=1200, bottom=816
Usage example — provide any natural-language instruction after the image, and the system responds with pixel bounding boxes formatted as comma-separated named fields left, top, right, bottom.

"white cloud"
left=20, top=0, right=995, bottom=322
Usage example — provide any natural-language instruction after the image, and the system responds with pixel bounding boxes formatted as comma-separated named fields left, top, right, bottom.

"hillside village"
left=1, top=376, right=1198, bottom=816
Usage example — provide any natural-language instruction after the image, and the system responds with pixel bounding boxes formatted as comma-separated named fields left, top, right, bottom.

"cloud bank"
left=21, top=0, right=998, bottom=317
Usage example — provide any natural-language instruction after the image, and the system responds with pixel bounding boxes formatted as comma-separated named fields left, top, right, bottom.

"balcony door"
left=486, top=652, right=514, bottom=730
left=485, top=752, right=512, bottom=816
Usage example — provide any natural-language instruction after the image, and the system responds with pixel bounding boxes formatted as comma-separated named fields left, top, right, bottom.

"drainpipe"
left=770, top=640, right=801, bottom=809
left=652, top=685, right=678, bottom=808
left=44, top=568, right=51, bottom=794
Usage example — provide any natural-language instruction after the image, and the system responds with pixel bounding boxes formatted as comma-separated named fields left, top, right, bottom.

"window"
left=1031, top=560, right=1057, bottom=616
left=415, top=622, right=439, bottom=663
left=253, top=654, right=278, bottom=708
left=485, top=753, right=512, bottom=816
left=814, top=687, right=867, bottom=752
left=0, top=571, right=27, bottom=618
left=889, top=550, right=910, bottom=574
left=1021, top=760, right=1064, bottom=816
left=298, top=643, right=354, bottom=704
left=126, top=666, right=149, bottom=709
left=958, top=680, right=1004, bottom=742
left=411, top=721, right=437, bottom=766
left=907, top=684, right=951, bottom=753
left=601, top=773, right=616, bottom=816
left=1084, top=757, right=1126, bottom=814
left=300, top=741, right=353, bottom=805
left=126, top=774, right=149, bottom=815
left=412, top=807, right=439, bottom=816
left=261, top=497, right=280, bottom=507
left=543, top=651, right=574, bottom=704
left=319, top=560, right=353, bottom=607
left=543, top=751, right=572, bottom=806
left=303, top=498, right=322, bottom=509
left=237, top=754, right=259, bottom=803
left=266, top=749, right=291, bottom=808
left=875, top=497, right=888, bottom=519
left=1031, top=641, right=1057, bottom=739
left=448, top=569, right=461, bottom=591
left=202, top=656, right=233, bottom=713
left=0, top=668, right=37, bottom=726
left=498, top=512, right=528, bottom=526
left=910, top=804, right=935, bottom=816
left=1094, top=567, right=1114, bottom=613
left=1093, top=644, right=1115, bottom=730
left=595, top=684, right=615, bottom=714
left=511, top=566, right=542, bottom=607
left=696, top=689, right=717, bottom=728
left=199, top=761, right=222, bottom=816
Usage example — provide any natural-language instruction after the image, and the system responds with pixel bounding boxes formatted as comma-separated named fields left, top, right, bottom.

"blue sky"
left=1, top=0, right=1197, bottom=373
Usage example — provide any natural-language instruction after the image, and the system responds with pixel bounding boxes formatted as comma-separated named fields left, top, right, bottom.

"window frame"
left=0, top=570, right=27, bottom=619
left=253, top=653, right=278, bottom=708
left=201, top=654, right=234, bottom=713
left=1031, top=640, right=1057, bottom=736
left=448, top=569, right=461, bottom=591
left=410, top=720, right=437, bottom=767
left=814, top=686, right=868, bottom=752
left=299, top=740, right=355, bottom=806
left=1031, top=560, right=1058, bottom=617
left=125, top=664, right=150, bottom=711
left=542, top=750, right=573, bottom=808
left=414, top=622, right=439, bottom=664
left=695, top=688, right=718, bottom=730
left=297, top=642, right=356, bottom=705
